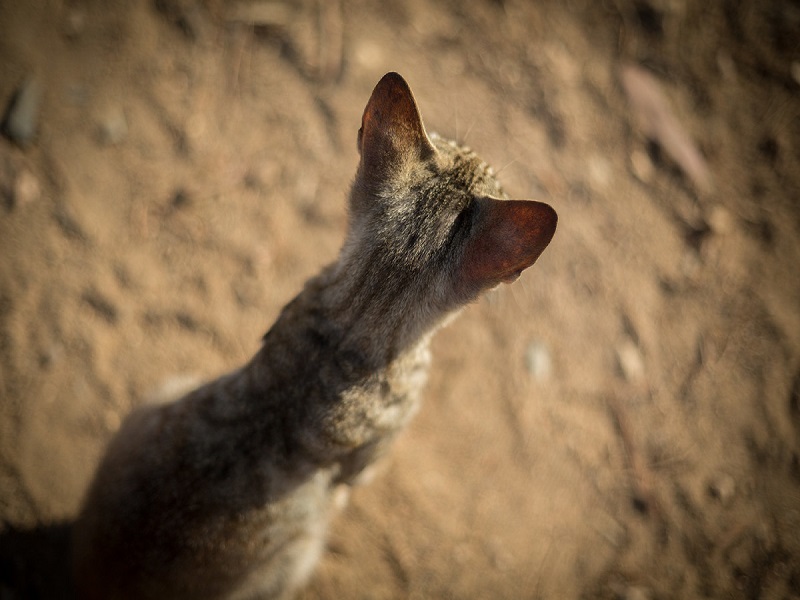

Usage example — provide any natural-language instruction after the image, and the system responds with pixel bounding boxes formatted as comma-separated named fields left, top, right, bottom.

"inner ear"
left=357, top=72, right=436, bottom=174
left=459, top=198, right=558, bottom=294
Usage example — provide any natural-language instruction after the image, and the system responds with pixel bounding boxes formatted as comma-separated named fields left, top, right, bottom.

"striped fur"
left=72, top=73, right=556, bottom=600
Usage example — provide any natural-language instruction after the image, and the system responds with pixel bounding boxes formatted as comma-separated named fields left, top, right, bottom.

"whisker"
left=494, top=158, right=519, bottom=176
left=454, top=97, right=460, bottom=140
left=461, top=103, right=490, bottom=143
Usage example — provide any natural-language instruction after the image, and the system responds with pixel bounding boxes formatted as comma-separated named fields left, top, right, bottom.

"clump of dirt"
left=1, top=1, right=798, bottom=598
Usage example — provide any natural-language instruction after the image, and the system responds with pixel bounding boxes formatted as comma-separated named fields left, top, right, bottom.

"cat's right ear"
left=458, top=199, right=557, bottom=294
left=357, top=73, right=436, bottom=177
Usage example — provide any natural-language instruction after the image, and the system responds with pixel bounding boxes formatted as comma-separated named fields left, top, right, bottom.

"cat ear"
left=357, top=72, right=436, bottom=175
left=459, top=199, right=557, bottom=292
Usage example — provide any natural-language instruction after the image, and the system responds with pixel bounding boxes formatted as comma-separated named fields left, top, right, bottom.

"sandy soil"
left=1, top=1, right=799, bottom=598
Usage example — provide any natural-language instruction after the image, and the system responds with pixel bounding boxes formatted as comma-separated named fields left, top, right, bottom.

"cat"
left=71, top=72, right=557, bottom=600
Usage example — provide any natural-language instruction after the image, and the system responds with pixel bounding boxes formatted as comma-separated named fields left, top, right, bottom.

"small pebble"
left=610, top=582, right=652, bottom=600
left=12, top=169, right=40, bottom=207
left=525, top=340, right=553, bottom=382
left=104, top=408, right=121, bottom=432
left=2, top=77, right=43, bottom=147
left=64, top=7, right=86, bottom=38
left=707, top=205, right=734, bottom=236
left=708, top=473, right=736, bottom=506
left=630, top=148, right=654, bottom=183
left=680, top=250, right=702, bottom=280
left=353, top=40, right=384, bottom=70
left=588, top=154, right=611, bottom=189
left=616, top=339, right=644, bottom=383
left=621, top=586, right=651, bottom=600
left=97, top=106, right=128, bottom=145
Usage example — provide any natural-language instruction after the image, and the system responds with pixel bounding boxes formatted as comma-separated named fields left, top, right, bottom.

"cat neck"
left=252, top=260, right=446, bottom=396
left=235, top=262, right=438, bottom=461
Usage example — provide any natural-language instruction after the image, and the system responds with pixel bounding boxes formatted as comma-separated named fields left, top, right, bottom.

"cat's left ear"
left=357, top=72, right=436, bottom=175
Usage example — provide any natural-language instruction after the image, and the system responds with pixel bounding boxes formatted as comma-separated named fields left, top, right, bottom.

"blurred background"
left=1, top=0, right=799, bottom=598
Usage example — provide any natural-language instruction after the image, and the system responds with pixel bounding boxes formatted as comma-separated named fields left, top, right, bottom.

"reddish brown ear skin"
left=359, top=72, right=558, bottom=293
left=460, top=199, right=558, bottom=293
left=357, top=72, right=435, bottom=173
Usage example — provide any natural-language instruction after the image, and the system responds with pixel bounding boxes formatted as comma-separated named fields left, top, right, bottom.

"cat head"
left=346, top=72, right=557, bottom=314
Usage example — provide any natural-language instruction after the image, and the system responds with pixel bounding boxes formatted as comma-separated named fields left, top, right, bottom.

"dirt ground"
left=1, top=0, right=799, bottom=598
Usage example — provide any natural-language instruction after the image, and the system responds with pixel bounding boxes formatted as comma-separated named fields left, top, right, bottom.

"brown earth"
left=1, top=1, right=799, bottom=598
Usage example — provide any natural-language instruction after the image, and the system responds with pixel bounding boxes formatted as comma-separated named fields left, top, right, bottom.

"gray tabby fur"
left=72, top=72, right=557, bottom=600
